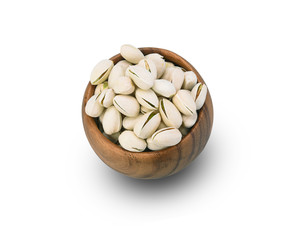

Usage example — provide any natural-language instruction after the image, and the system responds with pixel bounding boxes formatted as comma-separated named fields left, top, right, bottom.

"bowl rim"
left=82, top=47, right=209, bottom=156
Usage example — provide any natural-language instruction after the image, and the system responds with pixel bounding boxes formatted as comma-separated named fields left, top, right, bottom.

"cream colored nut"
left=170, top=67, right=184, bottom=91
left=135, top=88, right=159, bottom=110
left=115, top=60, right=132, bottom=72
left=151, top=127, right=182, bottom=148
left=140, top=106, right=150, bottom=114
left=120, top=44, right=144, bottom=64
left=145, top=53, right=166, bottom=78
left=182, top=112, right=198, bottom=128
left=179, top=126, right=189, bottom=136
left=85, top=94, right=104, bottom=117
left=113, top=95, right=140, bottom=117
left=183, top=71, right=198, bottom=90
left=97, top=88, right=115, bottom=108
left=133, top=111, right=161, bottom=139
left=159, top=98, right=182, bottom=128
left=90, top=59, right=113, bottom=85
left=94, top=82, right=109, bottom=95
left=165, top=62, right=174, bottom=69
left=118, top=130, right=147, bottom=152
left=102, top=106, right=122, bottom=135
left=108, top=64, right=125, bottom=88
left=127, top=65, right=154, bottom=90
left=122, top=114, right=142, bottom=130
left=152, top=79, right=176, bottom=98
left=157, top=121, right=167, bottom=130
left=113, top=76, right=135, bottom=95
left=161, top=66, right=175, bottom=80
left=146, top=137, right=164, bottom=151
left=138, top=59, right=157, bottom=80
left=172, top=90, right=196, bottom=116
left=99, top=109, right=105, bottom=123
left=191, top=83, right=208, bottom=110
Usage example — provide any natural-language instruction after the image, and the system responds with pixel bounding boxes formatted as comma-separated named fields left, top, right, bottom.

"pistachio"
left=138, top=59, right=157, bottom=79
left=165, top=62, right=175, bottom=69
left=151, top=127, right=182, bottom=148
left=133, top=111, right=161, bottom=139
left=113, top=76, right=135, bottom=95
left=94, top=82, right=109, bottom=95
left=85, top=94, right=104, bottom=117
left=99, top=109, right=105, bottom=123
left=97, top=88, right=115, bottom=108
left=183, top=71, right=198, bottom=90
left=135, top=88, right=159, bottom=110
left=191, top=83, right=207, bottom=110
left=179, top=126, right=189, bottom=136
left=157, top=121, right=167, bottom=130
left=90, top=59, right=113, bottom=85
left=170, top=67, right=184, bottom=91
left=127, top=65, right=154, bottom=90
left=152, top=79, right=176, bottom=98
left=113, top=95, right=140, bottom=117
left=182, top=112, right=198, bottom=128
left=120, top=44, right=144, bottom=64
left=159, top=98, right=182, bottom=128
left=102, top=106, right=122, bottom=135
left=108, top=64, right=125, bottom=88
left=172, top=90, right=196, bottom=116
left=118, top=130, right=147, bottom=152
left=116, top=60, right=132, bottom=72
left=122, top=114, right=142, bottom=130
left=161, top=66, right=175, bottom=80
left=147, top=137, right=164, bottom=151
left=140, top=106, right=150, bottom=114
left=145, top=53, right=166, bottom=78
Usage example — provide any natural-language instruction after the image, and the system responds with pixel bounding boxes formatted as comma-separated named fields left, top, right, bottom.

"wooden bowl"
left=82, top=47, right=213, bottom=179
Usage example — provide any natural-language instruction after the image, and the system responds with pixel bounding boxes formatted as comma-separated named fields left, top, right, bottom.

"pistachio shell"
left=94, top=82, right=109, bottom=95
left=97, top=89, right=115, bottom=108
left=183, top=71, right=198, bottom=90
left=147, top=137, right=164, bottom=151
left=138, top=59, right=157, bottom=80
left=116, top=60, right=132, bottom=72
left=102, top=106, right=122, bottom=135
left=120, top=44, right=144, bottom=64
left=172, top=90, right=196, bottom=116
left=90, top=59, right=113, bottom=85
left=161, top=66, right=175, bottom=80
left=113, top=95, right=140, bottom=117
left=127, top=65, right=154, bottom=90
left=145, top=53, right=166, bottom=78
left=135, top=89, right=159, bottom=110
left=108, top=64, right=125, bottom=88
left=140, top=106, right=150, bottom=114
left=159, top=98, right=182, bottom=128
left=170, top=67, right=184, bottom=91
left=133, top=111, right=161, bottom=139
left=151, top=127, right=182, bottom=148
left=152, top=79, right=176, bottom=98
left=157, top=121, right=167, bottom=130
left=122, top=114, right=142, bottom=130
left=179, top=126, right=189, bottom=136
left=99, top=109, right=105, bottom=123
left=165, top=62, right=175, bottom=69
left=118, top=130, right=147, bottom=152
left=113, top=76, right=135, bottom=95
left=191, top=83, right=208, bottom=110
left=85, top=94, right=104, bottom=117
left=182, top=112, right=198, bottom=128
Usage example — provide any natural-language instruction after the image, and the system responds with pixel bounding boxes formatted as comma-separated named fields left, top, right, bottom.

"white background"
left=0, top=0, right=294, bottom=239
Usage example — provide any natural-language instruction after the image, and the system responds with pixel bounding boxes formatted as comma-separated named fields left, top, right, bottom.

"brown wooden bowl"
left=82, top=47, right=213, bottom=179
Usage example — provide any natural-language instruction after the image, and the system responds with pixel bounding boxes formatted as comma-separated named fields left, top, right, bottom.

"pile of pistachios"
left=85, top=44, right=207, bottom=152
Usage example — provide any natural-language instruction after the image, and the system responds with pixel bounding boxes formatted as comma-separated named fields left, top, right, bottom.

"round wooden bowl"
left=82, top=47, right=213, bottom=179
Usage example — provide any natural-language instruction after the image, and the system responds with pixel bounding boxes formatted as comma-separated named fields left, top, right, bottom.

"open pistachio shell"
left=159, top=98, right=182, bottom=128
left=102, top=106, right=122, bottom=135
left=116, top=60, right=132, bottom=72
left=135, top=88, right=159, bottom=110
left=182, top=112, right=198, bottom=128
left=145, top=53, right=166, bottom=78
left=127, top=65, right=154, bottom=90
left=118, top=130, right=147, bottom=152
left=99, top=109, right=105, bottom=123
left=90, top=59, right=113, bottom=85
left=170, top=67, right=184, bottom=91
left=172, top=90, right=196, bottom=116
left=122, top=114, right=142, bottom=130
left=151, top=127, right=182, bottom=148
left=138, top=59, right=157, bottom=80
left=147, top=137, right=164, bottom=151
left=113, top=76, right=135, bottom=95
left=85, top=94, right=104, bottom=117
left=120, top=44, right=144, bottom=64
left=133, top=111, right=161, bottom=139
left=183, top=71, right=198, bottom=90
left=152, top=79, right=176, bottom=98
left=140, top=106, right=150, bottom=114
left=97, top=89, right=115, bottom=108
left=191, top=83, right=208, bottom=110
left=108, top=64, right=125, bottom=88
left=161, top=66, right=175, bottom=80
left=94, top=82, right=109, bottom=95
left=113, top=95, right=140, bottom=117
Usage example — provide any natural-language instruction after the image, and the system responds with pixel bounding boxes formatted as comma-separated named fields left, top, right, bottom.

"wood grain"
left=82, top=47, right=214, bottom=179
